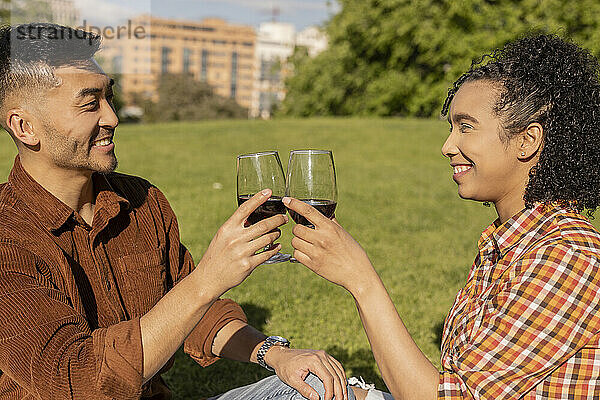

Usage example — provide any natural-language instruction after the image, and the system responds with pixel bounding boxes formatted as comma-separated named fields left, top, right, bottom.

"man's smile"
left=92, top=135, right=114, bottom=147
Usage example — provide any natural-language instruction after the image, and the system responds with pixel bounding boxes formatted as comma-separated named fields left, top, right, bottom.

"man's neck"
left=20, top=155, right=96, bottom=225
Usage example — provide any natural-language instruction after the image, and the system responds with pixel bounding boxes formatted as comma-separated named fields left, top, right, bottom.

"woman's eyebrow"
left=449, top=112, right=480, bottom=125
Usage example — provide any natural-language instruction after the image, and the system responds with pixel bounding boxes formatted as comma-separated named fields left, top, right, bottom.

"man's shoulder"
left=0, top=181, right=10, bottom=203
left=0, top=180, right=21, bottom=222
left=0, top=181, right=46, bottom=247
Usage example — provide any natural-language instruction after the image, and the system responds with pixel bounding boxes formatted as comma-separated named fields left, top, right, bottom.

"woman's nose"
left=441, top=130, right=458, bottom=159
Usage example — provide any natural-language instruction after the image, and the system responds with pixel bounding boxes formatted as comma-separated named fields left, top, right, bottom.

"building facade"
left=250, top=22, right=327, bottom=118
left=99, top=15, right=256, bottom=109
left=250, top=22, right=295, bottom=119
left=46, top=0, right=79, bottom=26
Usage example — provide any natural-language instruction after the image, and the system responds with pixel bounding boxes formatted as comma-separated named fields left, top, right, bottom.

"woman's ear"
left=517, top=122, right=543, bottom=160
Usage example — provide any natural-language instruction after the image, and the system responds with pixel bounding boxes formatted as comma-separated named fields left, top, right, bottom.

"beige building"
left=99, top=15, right=256, bottom=109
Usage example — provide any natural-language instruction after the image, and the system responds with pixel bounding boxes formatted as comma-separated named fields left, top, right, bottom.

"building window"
left=161, top=47, right=172, bottom=74
left=183, top=48, right=192, bottom=73
left=112, top=55, right=122, bottom=74
left=259, top=91, right=279, bottom=115
left=260, top=58, right=279, bottom=82
left=230, top=51, right=238, bottom=98
left=201, top=49, right=208, bottom=81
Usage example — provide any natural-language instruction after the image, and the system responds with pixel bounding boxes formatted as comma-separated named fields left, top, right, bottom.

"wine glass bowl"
left=285, top=150, right=338, bottom=227
left=236, top=151, right=290, bottom=264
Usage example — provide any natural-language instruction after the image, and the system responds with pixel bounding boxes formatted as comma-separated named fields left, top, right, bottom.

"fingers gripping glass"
left=237, top=151, right=291, bottom=264
left=285, top=149, right=338, bottom=229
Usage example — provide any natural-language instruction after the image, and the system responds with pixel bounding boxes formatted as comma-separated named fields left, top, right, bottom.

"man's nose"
left=100, top=98, right=119, bottom=129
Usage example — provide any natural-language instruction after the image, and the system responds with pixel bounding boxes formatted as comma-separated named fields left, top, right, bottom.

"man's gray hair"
left=0, top=23, right=101, bottom=113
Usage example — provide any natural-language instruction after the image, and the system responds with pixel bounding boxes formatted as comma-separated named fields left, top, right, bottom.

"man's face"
left=36, top=61, right=119, bottom=174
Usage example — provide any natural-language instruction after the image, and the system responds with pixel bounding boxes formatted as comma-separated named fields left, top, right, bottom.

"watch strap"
left=257, top=336, right=290, bottom=371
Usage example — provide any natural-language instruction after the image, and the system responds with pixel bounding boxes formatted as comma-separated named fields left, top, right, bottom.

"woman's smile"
left=451, top=163, right=473, bottom=180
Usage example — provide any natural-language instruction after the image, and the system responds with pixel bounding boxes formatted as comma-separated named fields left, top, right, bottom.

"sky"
left=75, top=0, right=339, bottom=31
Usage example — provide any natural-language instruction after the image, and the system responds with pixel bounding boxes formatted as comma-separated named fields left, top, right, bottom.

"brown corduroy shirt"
left=0, top=156, right=247, bottom=399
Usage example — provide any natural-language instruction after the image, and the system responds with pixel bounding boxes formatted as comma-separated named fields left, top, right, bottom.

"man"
left=0, top=23, right=352, bottom=399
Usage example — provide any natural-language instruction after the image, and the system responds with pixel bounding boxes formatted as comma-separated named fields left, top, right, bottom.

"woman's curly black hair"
left=441, top=34, right=600, bottom=216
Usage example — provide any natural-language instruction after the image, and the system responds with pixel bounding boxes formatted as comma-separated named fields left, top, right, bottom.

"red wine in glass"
left=237, top=151, right=291, bottom=264
left=288, top=199, right=337, bottom=227
left=237, top=195, right=287, bottom=226
left=286, top=149, right=338, bottom=237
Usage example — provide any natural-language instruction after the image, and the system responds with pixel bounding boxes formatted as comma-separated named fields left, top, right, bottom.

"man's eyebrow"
left=76, top=87, right=102, bottom=99
left=449, top=112, right=480, bottom=125
left=76, top=79, right=114, bottom=99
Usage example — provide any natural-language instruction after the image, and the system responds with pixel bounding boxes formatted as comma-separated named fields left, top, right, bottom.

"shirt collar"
left=93, top=172, right=131, bottom=224
left=478, top=203, right=570, bottom=257
left=8, top=155, right=130, bottom=233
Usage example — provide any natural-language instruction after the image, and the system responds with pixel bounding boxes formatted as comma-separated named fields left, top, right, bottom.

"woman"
left=284, top=34, right=600, bottom=399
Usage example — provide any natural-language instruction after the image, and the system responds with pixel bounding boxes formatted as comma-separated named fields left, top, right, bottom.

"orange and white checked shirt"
left=438, top=203, right=600, bottom=399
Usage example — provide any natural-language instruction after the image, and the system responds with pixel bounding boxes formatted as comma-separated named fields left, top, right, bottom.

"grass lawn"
left=1, top=118, right=597, bottom=397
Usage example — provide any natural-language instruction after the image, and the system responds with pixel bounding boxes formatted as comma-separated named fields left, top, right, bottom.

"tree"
left=140, top=73, right=247, bottom=122
left=0, top=0, right=10, bottom=24
left=6, top=0, right=53, bottom=24
left=279, top=0, right=600, bottom=117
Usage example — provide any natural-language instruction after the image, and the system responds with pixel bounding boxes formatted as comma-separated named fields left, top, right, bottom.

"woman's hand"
left=197, top=189, right=288, bottom=298
left=283, top=197, right=376, bottom=294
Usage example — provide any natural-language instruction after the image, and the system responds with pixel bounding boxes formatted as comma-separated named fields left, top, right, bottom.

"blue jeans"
left=207, top=373, right=357, bottom=400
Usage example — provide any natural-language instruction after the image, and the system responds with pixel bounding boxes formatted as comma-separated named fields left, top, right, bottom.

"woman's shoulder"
left=552, top=211, right=600, bottom=254
left=511, top=209, right=600, bottom=273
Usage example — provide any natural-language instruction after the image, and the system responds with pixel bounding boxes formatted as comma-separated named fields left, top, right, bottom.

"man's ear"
left=6, top=108, right=40, bottom=147
left=516, top=122, right=544, bottom=160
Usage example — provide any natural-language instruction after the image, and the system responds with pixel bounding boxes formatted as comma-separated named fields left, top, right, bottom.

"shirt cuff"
left=183, top=299, right=247, bottom=367
left=438, top=370, right=472, bottom=399
left=92, top=318, right=144, bottom=399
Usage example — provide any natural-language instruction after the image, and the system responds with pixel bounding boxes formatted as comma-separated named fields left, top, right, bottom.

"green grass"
left=1, top=118, right=595, bottom=397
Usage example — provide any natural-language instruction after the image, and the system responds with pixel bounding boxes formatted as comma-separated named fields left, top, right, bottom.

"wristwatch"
left=256, top=335, right=290, bottom=371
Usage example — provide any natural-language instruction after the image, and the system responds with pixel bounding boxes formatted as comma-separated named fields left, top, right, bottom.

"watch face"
left=268, top=335, right=290, bottom=345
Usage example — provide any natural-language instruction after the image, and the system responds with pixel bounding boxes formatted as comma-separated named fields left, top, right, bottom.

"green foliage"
left=0, top=0, right=9, bottom=24
left=109, top=73, right=125, bottom=116
left=140, top=73, right=247, bottom=122
left=280, top=0, right=600, bottom=117
left=4, top=0, right=53, bottom=24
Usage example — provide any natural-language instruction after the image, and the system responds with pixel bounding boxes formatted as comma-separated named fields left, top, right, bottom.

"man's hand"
left=264, top=346, right=348, bottom=400
left=196, top=189, right=288, bottom=298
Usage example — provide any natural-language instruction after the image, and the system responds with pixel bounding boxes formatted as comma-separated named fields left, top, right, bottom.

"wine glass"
left=237, top=151, right=291, bottom=264
left=285, top=149, right=338, bottom=229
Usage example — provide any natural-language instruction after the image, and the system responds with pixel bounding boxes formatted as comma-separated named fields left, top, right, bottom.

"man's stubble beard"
left=43, top=123, right=118, bottom=174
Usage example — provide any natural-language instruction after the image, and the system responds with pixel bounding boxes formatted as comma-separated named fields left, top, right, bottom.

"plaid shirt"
left=438, top=203, right=600, bottom=399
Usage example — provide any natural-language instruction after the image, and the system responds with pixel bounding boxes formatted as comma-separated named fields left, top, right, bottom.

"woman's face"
left=441, top=80, right=528, bottom=209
